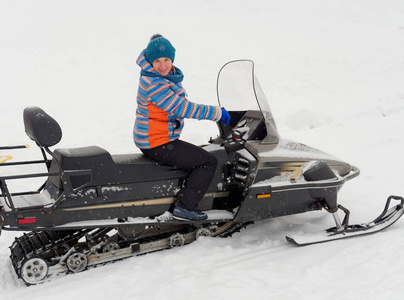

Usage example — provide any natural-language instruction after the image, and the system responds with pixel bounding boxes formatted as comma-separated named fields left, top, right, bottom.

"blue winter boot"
left=172, top=206, right=208, bottom=221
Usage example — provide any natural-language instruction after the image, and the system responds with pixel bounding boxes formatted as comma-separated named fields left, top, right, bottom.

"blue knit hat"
left=145, top=35, right=176, bottom=64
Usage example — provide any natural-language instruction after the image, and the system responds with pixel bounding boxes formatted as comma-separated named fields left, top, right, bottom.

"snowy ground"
left=1, top=0, right=404, bottom=299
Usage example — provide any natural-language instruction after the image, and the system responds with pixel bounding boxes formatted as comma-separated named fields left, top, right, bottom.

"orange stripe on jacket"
left=148, top=103, right=171, bottom=148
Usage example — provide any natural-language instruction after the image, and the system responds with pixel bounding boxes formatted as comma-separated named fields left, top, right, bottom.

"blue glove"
left=220, top=108, right=231, bottom=125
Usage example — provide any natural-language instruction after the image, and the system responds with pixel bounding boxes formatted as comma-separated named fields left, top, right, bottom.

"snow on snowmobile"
left=1, top=60, right=403, bottom=285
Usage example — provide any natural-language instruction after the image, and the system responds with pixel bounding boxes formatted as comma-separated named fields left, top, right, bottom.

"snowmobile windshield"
left=216, top=60, right=279, bottom=143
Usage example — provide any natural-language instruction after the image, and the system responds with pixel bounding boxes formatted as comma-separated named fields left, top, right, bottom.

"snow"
left=1, top=0, right=404, bottom=298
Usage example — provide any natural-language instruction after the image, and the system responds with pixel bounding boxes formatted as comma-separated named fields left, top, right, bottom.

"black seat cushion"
left=49, top=146, right=188, bottom=188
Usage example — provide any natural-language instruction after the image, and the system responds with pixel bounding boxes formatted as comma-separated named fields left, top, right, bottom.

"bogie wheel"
left=67, top=252, right=88, bottom=273
left=20, top=257, right=49, bottom=285
left=169, top=233, right=185, bottom=248
left=102, top=242, right=120, bottom=253
left=196, top=227, right=212, bottom=238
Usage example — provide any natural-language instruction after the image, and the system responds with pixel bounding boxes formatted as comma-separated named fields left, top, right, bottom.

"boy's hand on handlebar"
left=220, top=108, right=231, bottom=125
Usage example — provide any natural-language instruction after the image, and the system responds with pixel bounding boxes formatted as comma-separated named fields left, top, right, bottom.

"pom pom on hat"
left=145, top=34, right=176, bottom=64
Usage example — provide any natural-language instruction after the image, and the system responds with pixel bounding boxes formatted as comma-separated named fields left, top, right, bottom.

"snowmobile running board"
left=286, top=195, right=404, bottom=246
left=0, top=210, right=234, bottom=233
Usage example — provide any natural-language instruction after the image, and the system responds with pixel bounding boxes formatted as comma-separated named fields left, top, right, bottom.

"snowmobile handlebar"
left=217, top=121, right=234, bottom=139
left=216, top=121, right=246, bottom=152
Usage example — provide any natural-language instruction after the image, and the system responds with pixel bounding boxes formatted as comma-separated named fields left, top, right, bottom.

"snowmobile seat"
left=48, top=146, right=188, bottom=189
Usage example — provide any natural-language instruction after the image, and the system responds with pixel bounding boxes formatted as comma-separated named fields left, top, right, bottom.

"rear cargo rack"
left=0, top=144, right=92, bottom=211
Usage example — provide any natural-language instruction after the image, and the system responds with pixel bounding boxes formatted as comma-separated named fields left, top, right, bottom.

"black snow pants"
left=141, top=140, right=218, bottom=211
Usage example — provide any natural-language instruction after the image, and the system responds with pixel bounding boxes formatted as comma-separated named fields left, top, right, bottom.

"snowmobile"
left=1, top=60, right=403, bottom=285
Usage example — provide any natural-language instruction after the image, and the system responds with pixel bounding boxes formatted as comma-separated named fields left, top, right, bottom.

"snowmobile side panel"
left=233, top=184, right=320, bottom=222
left=234, top=166, right=360, bottom=223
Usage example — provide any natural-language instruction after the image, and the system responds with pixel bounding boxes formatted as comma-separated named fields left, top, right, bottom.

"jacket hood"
left=137, top=50, right=158, bottom=74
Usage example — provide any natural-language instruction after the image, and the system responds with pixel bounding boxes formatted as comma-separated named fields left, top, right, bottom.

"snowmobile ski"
left=286, top=195, right=404, bottom=246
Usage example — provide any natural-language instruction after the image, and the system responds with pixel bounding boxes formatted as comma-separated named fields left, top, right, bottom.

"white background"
left=1, top=1, right=404, bottom=299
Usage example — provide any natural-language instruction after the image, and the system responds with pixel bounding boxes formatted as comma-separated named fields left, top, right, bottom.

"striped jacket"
left=133, top=51, right=222, bottom=149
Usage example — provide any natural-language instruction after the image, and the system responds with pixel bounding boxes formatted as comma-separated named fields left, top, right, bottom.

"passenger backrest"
left=23, top=106, right=62, bottom=147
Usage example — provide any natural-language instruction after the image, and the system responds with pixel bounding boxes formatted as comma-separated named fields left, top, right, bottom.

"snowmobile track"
left=8, top=220, right=253, bottom=285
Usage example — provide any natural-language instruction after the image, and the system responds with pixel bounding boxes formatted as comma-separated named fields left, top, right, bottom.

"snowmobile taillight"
left=18, top=217, right=37, bottom=224
left=257, top=193, right=271, bottom=199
